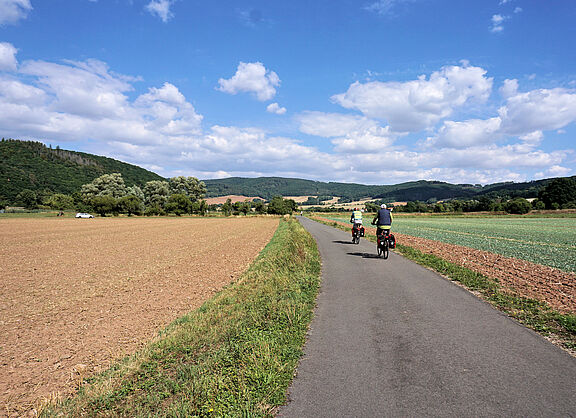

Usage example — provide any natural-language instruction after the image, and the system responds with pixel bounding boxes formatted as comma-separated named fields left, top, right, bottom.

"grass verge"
left=43, top=217, right=321, bottom=417
left=311, top=216, right=576, bottom=353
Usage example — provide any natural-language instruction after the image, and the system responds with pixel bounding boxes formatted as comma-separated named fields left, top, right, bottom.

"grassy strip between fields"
left=44, top=217, right=321, bottom=417
left=314, top=217, right=576, bottom=353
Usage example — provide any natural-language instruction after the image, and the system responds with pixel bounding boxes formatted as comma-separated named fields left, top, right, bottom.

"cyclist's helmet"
left=381, top=204, right=387, bottom=209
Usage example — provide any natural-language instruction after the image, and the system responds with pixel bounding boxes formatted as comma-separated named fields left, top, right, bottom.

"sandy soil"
left=317, top=217, right=575, bottom=315
left=0, top=217, right=278, bottom=416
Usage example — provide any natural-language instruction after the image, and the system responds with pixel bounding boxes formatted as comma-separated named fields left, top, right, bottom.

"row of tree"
left=311, top=177, right=576, bottom=214
left=5, top=174, right=574, bottom=216
left=4, top=173, right=298, bottom=216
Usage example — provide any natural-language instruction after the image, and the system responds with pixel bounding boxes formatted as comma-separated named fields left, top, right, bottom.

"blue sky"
left=1, top=0, right=575, bottom=185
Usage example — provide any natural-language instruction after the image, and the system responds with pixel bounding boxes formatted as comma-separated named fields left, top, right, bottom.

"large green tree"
left=504, top=198, right=532, bottom=214
left=46, top=193, right=75, bottom=210
left=267, top=196, right=297, bottom=215
left=165, top=194, right=192, bottom=216
left=118, top=195, right=144, bottom=216
left=538, top=177, right=576, bottom=209
left=81, top=173, right=128, bottom=199
left=16, top=189, right=39, bottom=209
left=91, top=195, right=117, bottom=216
left=169, top=176, right=207, bottom=201
left=143, top=180, right=171, bottom=209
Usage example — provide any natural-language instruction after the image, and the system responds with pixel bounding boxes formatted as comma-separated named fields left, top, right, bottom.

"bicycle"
left=376, top=232, right=389, bottom=258
left=376, top=229, right=395, bottom=259
left=351, top=224, right=363, bottom=244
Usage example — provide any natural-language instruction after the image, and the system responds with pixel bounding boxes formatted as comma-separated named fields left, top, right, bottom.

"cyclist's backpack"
left=389, top=234, right=396, bottom=248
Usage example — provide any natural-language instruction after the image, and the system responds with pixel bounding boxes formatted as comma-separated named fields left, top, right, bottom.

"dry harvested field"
left=0, top=216, right=278, bottom=415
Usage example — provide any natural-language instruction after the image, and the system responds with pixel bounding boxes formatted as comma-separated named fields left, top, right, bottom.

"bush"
left=504, top=198, right=532, bottom=214
left=90, top=195, right=118, bottom=217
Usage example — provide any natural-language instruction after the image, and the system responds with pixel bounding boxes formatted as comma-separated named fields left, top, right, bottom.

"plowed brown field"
left=0, top=216, right=278, bottom=416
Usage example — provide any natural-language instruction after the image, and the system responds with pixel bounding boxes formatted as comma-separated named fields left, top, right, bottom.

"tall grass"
left=43, top=217, right=320, bottom=417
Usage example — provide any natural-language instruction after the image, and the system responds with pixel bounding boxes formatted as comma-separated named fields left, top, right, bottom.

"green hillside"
left=203, top=177, right=512, bottom=202
left=0, top=139, right=165, bottom=203
left=1, top=138, right=557, bottom=205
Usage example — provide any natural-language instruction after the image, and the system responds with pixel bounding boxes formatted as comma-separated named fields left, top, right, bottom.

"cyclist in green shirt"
left=350, top=207, right=365, bottom=240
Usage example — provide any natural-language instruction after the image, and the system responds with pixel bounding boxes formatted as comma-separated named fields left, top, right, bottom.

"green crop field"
left=318, top=214, right=576, bottom=273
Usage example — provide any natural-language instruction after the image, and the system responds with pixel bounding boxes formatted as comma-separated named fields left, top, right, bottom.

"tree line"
left=308, top=177, right=576, bottom=215
left=3, top=173, right=574, bottom=216
left=2, top=173, right=298, bottom=216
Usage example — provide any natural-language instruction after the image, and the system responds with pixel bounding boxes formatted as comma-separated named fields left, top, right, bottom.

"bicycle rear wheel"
left=382, top=240, right=389, bottom=259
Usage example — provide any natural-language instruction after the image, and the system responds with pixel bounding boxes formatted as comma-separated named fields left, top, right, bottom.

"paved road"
left=279, top=217, right=576, bottom=417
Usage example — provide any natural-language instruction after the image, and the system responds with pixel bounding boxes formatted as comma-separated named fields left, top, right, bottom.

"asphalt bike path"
left=279, top=217, right=576, bottom=417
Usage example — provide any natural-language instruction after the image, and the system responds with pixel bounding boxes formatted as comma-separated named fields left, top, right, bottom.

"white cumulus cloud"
left=427, top=118, right=502, bottom=149
left=500, top=78, right=519, bottom=99
left=0, top=41, right=18, bottom=71
left=217, top=62, right=280, bottom=101
left=266, top=102, right=287, bottom=115
left=499, top=87, right=576, bottom=135
left=331, top=63, right=493, bottom=132
left=0, top=54, right=203, bottom=146
left=0, top=0, right=32, bottom=25
left=297, top=111, right=398, bottom=154
left=297, top=111, right=380, bottom=137
left=490, top=14, right=507, bottom=33
left=145, top=0, right=176, bottom=23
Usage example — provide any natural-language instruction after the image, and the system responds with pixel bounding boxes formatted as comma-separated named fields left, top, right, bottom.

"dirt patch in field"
left=0, top=217, right=278, bottom=416
left=204, top=195, right=262, bottom=204
left=316, top=217, right=575, bottom=315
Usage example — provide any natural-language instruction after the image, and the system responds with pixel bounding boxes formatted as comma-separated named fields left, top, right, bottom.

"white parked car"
left=75, top=213, right=94, bottom=218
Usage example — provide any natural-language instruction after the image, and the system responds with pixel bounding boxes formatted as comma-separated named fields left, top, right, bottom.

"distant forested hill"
left=0, top=139, right=164, bottom=202
left=203, top=176, right=548, bottom=202
left=203, top=177, right=482, bottom=201
left=1, top=138, right=556, bottom=205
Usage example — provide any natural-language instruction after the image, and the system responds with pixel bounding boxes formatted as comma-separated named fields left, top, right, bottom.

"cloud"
left=498, top=88, right=576, bottom=135
left=426, top=83, right=576, bottom=150
left=19, top=59, right=136, bottom=120
left=0, top=0, right=32, bottom=25
left=176, top=125, right=338, bottom=178
left=1, top=45, right=573, bottom=184
left=0, top=55, right=202, bottom=145
left=331, top=126, right=396, bottom=154
left=365, top=0, right=417, bottom=16
left=266, top=102, right=287, bottom=115
left=239, top=9, right=269, bottom=28
left=217, top=62, right=280, bottom=101
left=427, top=118, right=502, bottom=149
left=296, top=111, right=398, bottom=154
left=535, top=165, right=572, bottom=179
left=145, top=0, right=176, bottom=23
left=490, top=14, right=507, bottom=33
left=500, top=78, right=518, bottom=99
left=331, top=63, right=493, bottom=132
left=297, top=111, right=380, bottom=137
left=0, top=42, right=18, bottom=71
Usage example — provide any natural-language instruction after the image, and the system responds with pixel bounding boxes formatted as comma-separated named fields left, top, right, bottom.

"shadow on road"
left=347, top=252, right=382, bottom=259
left=333, top=240, right=356, bottom=245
